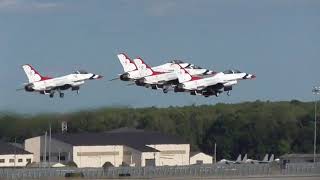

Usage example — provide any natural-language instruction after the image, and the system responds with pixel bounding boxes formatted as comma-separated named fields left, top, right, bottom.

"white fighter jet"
left=218, top=154, right=244, bottom=164
left=172, top=64, right=256, bottom=97
left=245, top=154, right=275, bottom=164
left=21, top=64, right=103, bottom=98
left=116, top=53, right=213, bottom=84
left=132, top=57, right=214, bottom=93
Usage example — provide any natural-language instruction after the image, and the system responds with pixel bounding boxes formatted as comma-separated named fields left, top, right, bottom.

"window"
left=26, top=159, right=31, bottom=163
left=0, top=159, right=5, bottom=163
left=196, top=160, right=203, bottom=165
left=60, top=156, right=66, bottom=161
left=18, top=159, right=23, bottom=163
left=9, top=159, right=14, bottom=163
left=40, top=156, right=48, bottom=161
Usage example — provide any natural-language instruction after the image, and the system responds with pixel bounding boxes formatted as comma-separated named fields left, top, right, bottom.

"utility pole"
left=312, top=86, right=320, bottom=163
left=49, top=124, right=52, bottom=168
left=14, top=137, right=16, bottom=168
left=44, top=131, right=47, bottom=168
left=214, top=143, right=217, bottom=164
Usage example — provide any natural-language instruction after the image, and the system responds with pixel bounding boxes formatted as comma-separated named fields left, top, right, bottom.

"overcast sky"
left=0, top=0, right=319, bottom=113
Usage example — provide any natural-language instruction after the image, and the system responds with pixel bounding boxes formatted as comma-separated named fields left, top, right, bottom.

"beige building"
left=0, top=141, right=33, bottom=167
left=25, top=128, right=190, bottom=168
left=190, top=152, right=213, bottom=165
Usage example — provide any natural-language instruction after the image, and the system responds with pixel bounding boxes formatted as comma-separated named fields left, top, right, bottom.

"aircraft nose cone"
left=89, top=74, right=103, bottom=80
left=96, top=75, right=103, bottom=79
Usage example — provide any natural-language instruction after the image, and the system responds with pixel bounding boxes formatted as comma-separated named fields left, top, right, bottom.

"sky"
left=0, top=0, right=319, bottom=113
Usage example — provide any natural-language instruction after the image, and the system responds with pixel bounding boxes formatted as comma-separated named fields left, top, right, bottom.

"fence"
left=0, top=163, right=319, bottom=179
left=282, top=162, right=320, bottom=175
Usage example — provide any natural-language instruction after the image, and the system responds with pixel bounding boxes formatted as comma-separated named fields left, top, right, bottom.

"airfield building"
left=25, top=128, right=192, bottom=168
left=280, top=154, right=320, bottom=168
left=0, top=141, right=33, bottom=167
left=190, top=152, right=213, bottom=165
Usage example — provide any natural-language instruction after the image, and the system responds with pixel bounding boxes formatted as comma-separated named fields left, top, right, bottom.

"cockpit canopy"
left=169, top=60, right=204, bottom=69
left=74, top=70, right=89, bottom=74
left=170, top=60, right=185, bottom=64
left=189, top=64, right=203, bottom=69
left=223, top=69, right=242, bottom=74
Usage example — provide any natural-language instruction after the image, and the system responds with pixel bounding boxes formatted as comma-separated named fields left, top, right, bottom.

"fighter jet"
left=20, top=64, right=103, bottom=98
left=245, top=154, right=275, bottom=164
left=133, top=57, right=214, bottom=93
left=218, top=154, right=244, bottom=164
left=172, top=64, right=256, bottom=97
left=112, top=53, right=213, bottom=84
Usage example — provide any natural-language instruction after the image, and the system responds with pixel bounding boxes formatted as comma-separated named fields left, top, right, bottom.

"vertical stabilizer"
left=269, top=154, right=274, bottom=162
left=133, top=58, right=157, bottom=77
left=172, top=64, right=199, bottom=83
left=262, top=154, right=269, bottom=162
left=117, top=53, right=137, bottom=72
left=235, top=154, right=242, bottom=162
left=22, top=64, right=51, bottom=83
left=242, top=154, right=248, bottom=162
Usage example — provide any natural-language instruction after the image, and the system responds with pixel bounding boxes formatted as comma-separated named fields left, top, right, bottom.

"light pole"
left=312, top=86, right=320, bottom=163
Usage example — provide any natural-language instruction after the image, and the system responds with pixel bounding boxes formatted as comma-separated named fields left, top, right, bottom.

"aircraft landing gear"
left=227, top=91, right=231, bottom=96
left=59, top=92, right=64, bottom=98
left=77, top=90, right=79, bottom=94
left=163, top=89, right=169, bottom=93
left=49, top=93, right=54, bottom=98
left=151, top=85, right=157, bottom=90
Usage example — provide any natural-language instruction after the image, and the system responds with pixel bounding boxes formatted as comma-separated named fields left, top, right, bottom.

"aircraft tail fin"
left=269, top=154, right=274, bottom=162
left=133, top=57, right=159, bottom=77
left=242, top=154, right=248, bottom=162
left=235, top=154, right=242, bottom=162
left=117, top=53, right=137, bottom=72
left=262, top=154, right=269, bottom=162
left=22, top=64, right=51, bottom=83
left=172, top=63, right=201, bottom=83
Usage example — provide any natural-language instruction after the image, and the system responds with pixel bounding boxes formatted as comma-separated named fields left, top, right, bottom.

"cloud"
left=0, top=0, right=61, bottom=12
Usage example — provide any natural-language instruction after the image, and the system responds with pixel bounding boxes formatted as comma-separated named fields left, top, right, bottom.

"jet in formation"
left=116, top=53, right=255, bottom=97
left=20, top=64, right=103, bottom=98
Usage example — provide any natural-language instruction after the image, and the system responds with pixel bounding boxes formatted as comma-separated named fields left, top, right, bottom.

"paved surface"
left=51, top=175, right=319, bottom=180
left=153, top=176, right=320, bottom=180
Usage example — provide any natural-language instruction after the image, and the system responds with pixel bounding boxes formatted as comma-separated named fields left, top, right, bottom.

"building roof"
left=280, top=154, right=320, bottom=158
left=0, top=141, right=32, bottom=155
left=51, top=128, right=187, bottom=152
left=190, top=152, right=212, bottom=157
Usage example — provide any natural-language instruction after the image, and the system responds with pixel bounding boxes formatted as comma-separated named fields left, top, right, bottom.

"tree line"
left=0, top=100, right=318, bottom=160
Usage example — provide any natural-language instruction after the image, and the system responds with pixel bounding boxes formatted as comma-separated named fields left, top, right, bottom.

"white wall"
left=73, top=145, right=124, bottom=168
left=147, top=144, right=190, bottom=166
left=190, top=152, right=213, bottom=165
left=123, top=146, right=142, bottom=167
left=25, top=136, right=73, bottom=163
left=25, top=137, right=41, bottom=162
left=0, top=154, right=34, bottom=167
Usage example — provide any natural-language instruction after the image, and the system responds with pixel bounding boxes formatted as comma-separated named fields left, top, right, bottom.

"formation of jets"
left=116, top=53, right=256, bottom=97
left=218, top=154, right=275, bottom=165
left=19, top=53, right=255, bottom=98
